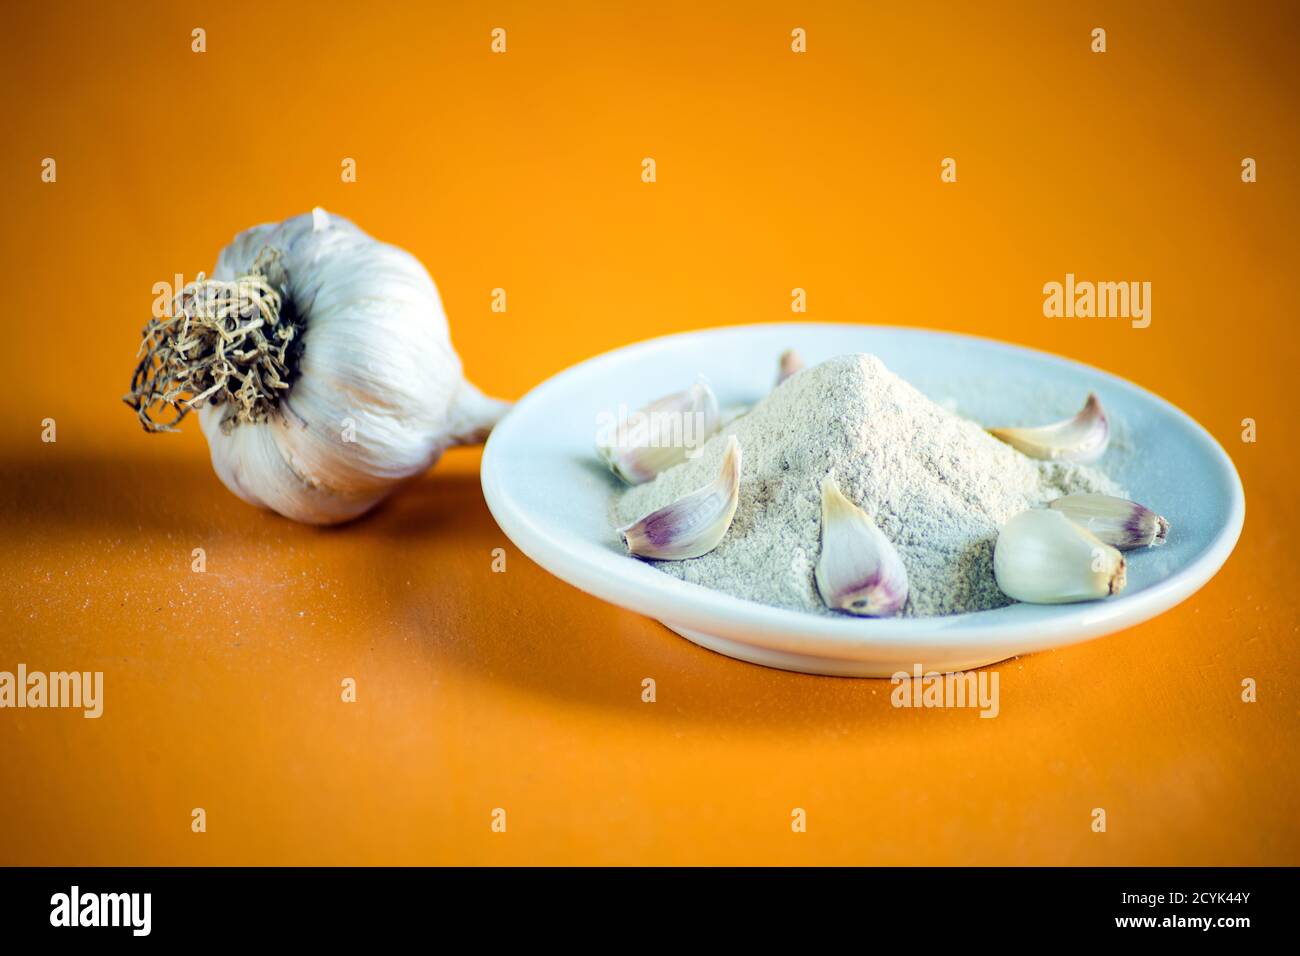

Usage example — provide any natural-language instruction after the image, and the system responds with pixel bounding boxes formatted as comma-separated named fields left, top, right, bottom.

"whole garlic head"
left=184, top=209, right=506, bottom=524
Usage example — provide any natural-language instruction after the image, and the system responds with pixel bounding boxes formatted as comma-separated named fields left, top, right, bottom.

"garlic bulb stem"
left=447, top=381, right=513, bottom=446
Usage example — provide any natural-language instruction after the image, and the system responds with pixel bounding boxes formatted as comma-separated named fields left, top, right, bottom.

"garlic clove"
left=776, top=348, right=805, bottom=385
left=993, top=508, right=1126, bottom=604
left=814, top=473, right=909, bottom=617
left=619, top=436, right=742, bottom=560
left=1048, top=493, right=1170, bottom=550
left=598, top=381, right=721, bottom=485
left=988, top=393, right=1110, bottom=463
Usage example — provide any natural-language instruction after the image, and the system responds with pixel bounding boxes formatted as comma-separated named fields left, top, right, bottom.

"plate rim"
left=480, top=322, right=1246, bottom=661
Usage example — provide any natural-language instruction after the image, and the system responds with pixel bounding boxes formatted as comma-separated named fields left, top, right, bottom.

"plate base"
left=660, top=622, right=1010, bottom=678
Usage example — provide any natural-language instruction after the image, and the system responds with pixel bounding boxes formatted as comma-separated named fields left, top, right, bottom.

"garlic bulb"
left=125, top=208, right=508, bottom=524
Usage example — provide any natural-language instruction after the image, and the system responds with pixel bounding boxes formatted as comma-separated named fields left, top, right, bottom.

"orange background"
left=1, top=1, right=1296, bottom=865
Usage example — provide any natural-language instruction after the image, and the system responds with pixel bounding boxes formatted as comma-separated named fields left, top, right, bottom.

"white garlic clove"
left=814, top=473, right=909, bottom=617
left=598, top=381, right=721, bottom=485
left=619, top=436, right=742, bottom=560
left=1048, top=493, right=1170, bottom=550
left=988, top=393, right=1110, bottom=463
left=993, top=508, right=1126, bottom=604
left=776, top=348, right=805, bottom=385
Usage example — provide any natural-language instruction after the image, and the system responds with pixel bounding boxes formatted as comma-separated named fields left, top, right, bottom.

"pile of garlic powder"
left=615, top=353, right=1123, bottom=617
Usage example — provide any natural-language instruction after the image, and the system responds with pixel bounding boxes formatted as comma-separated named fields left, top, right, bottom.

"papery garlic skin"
left=814, top=473, right=909, bottom=617
left=597, top=381, right=720, bottom=485
left=1048, top=493, right=1170, bottom=550
left=619, top=436, right=741, bottom=560
left=989, top=393, right=1110, bottom=463
left=197, top=209, right=507, bottom=524
left=994, top=508, right=1126, bottom=604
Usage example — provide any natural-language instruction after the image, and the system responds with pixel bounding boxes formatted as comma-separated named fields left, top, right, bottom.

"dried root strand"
left=123, top=249, right=304, bottom=434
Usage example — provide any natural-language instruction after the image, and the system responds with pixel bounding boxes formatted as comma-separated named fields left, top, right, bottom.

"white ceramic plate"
left=480, top=324, right=1245, bottom=677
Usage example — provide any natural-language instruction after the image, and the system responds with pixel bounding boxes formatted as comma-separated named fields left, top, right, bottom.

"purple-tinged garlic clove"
left=597, top=380, right=720, bottom=485
left=988, top=393, right=1110, bottom=463
left=618, top=436, right=741, bottom=560
left=1048, top=493, right=1169, bottom=550
left=814, top=472, right=909, bottom=617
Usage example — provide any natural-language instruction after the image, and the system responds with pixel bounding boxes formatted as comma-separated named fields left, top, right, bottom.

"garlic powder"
left=616, top=354, right=1123, bottom=617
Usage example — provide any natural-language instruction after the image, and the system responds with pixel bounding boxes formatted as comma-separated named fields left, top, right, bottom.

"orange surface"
left=1, top=1, right=1297, bottom=865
